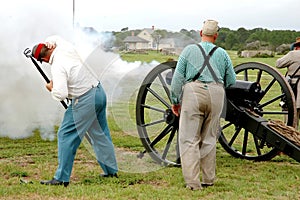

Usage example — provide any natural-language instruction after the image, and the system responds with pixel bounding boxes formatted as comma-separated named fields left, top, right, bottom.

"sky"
left=0, top=0, right=300, bottom=139
left=2, top=0, right=299, bottom=33
left=73, top=0, right=300, bottom=32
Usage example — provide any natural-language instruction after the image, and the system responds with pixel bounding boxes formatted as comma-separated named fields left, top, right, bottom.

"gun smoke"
left=0, top=1, right=158, bottom=140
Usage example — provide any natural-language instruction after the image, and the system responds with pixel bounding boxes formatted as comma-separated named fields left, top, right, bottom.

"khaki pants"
left=179, top=81, right=224, bottom=189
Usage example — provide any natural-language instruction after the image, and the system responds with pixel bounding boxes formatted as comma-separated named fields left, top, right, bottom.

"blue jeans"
left=54, top=83, right=118, bottom=182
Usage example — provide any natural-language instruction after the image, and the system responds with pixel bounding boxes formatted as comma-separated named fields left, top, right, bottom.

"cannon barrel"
left=224, top=80, right=264, bottom=121
left=226, top=80, right=263, bottom=104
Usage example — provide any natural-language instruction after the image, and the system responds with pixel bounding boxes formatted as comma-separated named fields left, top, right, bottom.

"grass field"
left=0, top=51, right=299, bottom=200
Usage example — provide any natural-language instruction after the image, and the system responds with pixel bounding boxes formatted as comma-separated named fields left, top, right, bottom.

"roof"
left=142, top=28, right=155, bottom=35
left=123, top=36, right=149, bottom=43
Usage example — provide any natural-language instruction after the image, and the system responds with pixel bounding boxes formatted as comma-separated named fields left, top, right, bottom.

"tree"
left=224, top=32, right=239, bottom=50
left=121, top=27, right=128, bottom=32
left=236, top=27, right=250, bottom=44
left=151, top=31, right=162, bottom=52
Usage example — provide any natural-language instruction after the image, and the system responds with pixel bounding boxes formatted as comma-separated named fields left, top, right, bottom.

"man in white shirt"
left=32, top=35, right=118, bottom=187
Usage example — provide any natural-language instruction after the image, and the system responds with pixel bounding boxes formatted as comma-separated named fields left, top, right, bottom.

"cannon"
left=136, top=61, right=300, bottom=166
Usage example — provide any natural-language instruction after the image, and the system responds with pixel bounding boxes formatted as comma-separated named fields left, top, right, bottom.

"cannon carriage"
left=136, top=61, right=300, bottom=166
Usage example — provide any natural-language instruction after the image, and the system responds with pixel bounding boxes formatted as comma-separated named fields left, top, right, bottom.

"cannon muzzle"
left=226, top=80, right=264, bottom=108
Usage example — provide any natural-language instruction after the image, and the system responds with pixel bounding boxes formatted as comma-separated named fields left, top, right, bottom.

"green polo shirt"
left=171, top=42, right=236, bottom=104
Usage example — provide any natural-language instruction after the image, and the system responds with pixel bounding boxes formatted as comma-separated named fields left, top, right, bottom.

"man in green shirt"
left=171, top=19, right=236, bottom=190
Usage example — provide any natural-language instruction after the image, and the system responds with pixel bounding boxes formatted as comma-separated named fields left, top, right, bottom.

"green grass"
left=120, top=50, right=177, bottom=63
left=1, top=51, right=299, bottom=200
left=0, top=132, right=299, bottom=200
left=228, top=50, right=277, bottom=66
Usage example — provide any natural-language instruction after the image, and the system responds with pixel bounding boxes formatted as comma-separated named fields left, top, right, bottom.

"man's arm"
left=170, top=57, right=187, bottom=105
left=170, top=53, right=188, bottom=116
left=50, top=63, right=68, bottom=101
left=224, top=53, right=236, bottom=88
left=276, top=52, right=293, bottom=68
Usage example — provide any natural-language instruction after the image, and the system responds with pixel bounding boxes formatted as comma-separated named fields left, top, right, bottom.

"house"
left=123, top=26, right=193, bottom=55
left=124, top=26, right=155, bottom=50
left=123, top=35, right=149, bottom=50
left=137, top=27, right=155, bottom=49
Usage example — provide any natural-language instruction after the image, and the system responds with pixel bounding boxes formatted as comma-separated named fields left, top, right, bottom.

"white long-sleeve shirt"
left=46, top=35, right=99, bottom=101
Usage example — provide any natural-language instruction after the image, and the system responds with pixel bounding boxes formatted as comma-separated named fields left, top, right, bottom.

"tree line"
left=112, top=27, right=300, bottom=53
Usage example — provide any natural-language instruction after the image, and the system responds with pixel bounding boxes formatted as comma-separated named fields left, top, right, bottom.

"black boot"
left=201, top=183, right=214, bottom=188
left=40, top=178, right=69, bottom=187
left=99, top=173, right=118, bottom=178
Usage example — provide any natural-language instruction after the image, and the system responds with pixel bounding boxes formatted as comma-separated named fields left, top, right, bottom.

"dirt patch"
left=80, top=139, right=165, bottom=173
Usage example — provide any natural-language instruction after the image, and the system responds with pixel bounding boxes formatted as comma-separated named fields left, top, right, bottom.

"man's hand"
left=46, top=80, right=53, bottom=92
left=45, top=42, right=56, bottom=50
left=171, top=104, right=181, bottom=117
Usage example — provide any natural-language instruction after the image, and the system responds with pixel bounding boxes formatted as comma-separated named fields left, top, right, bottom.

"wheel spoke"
left=228, top=127, right=242, bottom=146
left=141, top=104, right=165, bottom=113
left=263, top=78, right=276, bottom=94
left=148, top=124, right=173, bottom=148
left=147, top=87, right=170, bottom=108
left=242, top=130, right=249, bottom=155
left=261, top=111, right=288, bottom=115
left=256, top=69, right=262, bottom=83
left=142, top=119, right=165, bottom=127
left=162, top=126, right=177, bottom=160
left=253, top=135, right=262, bottom=156
left=158, top=73, right=171, bottom=103
left=244, top=69, right=248, bottom=81
left=256, top=78, right=276, bottom=101
left=258, top=93, right=284, bottom=109
left=221, top=121, right=233, bottom=130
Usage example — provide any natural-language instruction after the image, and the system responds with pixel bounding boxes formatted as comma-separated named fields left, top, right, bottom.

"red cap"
left=33, top=43, right=44, bottom=60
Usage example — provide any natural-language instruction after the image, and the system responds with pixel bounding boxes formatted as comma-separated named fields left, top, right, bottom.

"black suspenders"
left=192, top=44, right=219, bottom=82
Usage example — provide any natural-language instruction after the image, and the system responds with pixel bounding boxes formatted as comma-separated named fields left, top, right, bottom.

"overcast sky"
left=2, top=0, right=300, bottom=33
left=74, top=0, right=300, bottom=32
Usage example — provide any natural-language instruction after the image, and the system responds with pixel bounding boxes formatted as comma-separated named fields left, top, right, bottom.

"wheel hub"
left=164, top=109, right=177, bottom=125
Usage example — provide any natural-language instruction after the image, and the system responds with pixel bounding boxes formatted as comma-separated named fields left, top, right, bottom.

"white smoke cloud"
left=0, top=1, right=74, bottom=139
left=0, top=0, right=158, bottom=140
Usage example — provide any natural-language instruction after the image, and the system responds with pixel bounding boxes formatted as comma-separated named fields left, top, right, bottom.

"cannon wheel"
left=219, top=62, right=296, bottom=161
left=136, top=61, right=180, bottom=166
